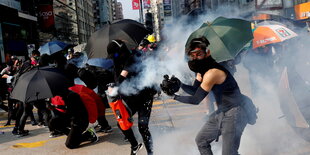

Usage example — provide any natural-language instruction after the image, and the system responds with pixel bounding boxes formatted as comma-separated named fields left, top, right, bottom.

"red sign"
left=143, top=0, right=151, bottom=9
left=132, top=0, right=140, bottom=10
left=38, top=5, right=55, bottom=31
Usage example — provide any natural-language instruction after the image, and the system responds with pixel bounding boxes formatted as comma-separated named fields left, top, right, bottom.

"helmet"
left=147, top=35, right=156, bottom=43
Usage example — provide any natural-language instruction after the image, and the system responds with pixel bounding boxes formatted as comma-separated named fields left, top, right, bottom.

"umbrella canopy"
left=278, top=67, right=309, bottom=128
left=11, top=66, right=71, bottom=103
left=86, top=19, right=151, bottom=59
left=253, top=25, right=298, bottom=49
left=278, top=67, right=310, bottom=142
left=87, top=58, right=113, bottom=69
left=39, top=41, right=69, bottom=55
left=186, top=17, right=253, bottom=62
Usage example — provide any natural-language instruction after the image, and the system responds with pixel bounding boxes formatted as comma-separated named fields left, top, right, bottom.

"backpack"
left=241, top=94, right=258, bottom=125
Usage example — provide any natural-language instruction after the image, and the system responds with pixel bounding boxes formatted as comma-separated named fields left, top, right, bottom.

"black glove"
left=160, top=75, right=181, bottom=96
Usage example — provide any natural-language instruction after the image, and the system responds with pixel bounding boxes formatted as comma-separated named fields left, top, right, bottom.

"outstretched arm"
left=174, top=69, right=226, bottom=105
left=180, top=74, right=202, bottom=95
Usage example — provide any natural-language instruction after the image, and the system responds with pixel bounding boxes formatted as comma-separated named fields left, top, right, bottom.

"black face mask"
left=187, top=56, right=216, bottom=74
left=113, top=52, right=130, bottom=66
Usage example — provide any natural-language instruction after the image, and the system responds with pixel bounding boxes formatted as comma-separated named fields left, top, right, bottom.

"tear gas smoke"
left=114, top=4, right=310, bottom=155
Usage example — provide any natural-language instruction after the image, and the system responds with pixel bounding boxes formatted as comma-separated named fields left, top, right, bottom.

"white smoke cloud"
left=112, top=4, right=310, bottom=155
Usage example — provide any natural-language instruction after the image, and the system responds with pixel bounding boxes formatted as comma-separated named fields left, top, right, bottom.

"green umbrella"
left=186, top=17, right=253, bottom=62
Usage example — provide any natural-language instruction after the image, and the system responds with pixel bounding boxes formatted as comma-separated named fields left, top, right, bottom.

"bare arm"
left=174, top=69, right=226, bottom=105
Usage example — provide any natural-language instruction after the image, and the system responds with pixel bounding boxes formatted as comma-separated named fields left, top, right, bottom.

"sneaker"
left=37, top=122, right=44, bottom=126
left=12, top=128, right=18, bottom=135
left=124, top=137, right=129, bottom=142
left=131, top=143, right=143, bottom=155
left=88, top=128, right=98, bottom=143
left=31, top=121, right=38, bottom=126
left=17, top=130, right=29, bottom=137
left=98, top=126, right=112, bottom=133
left=49, top=131, right=64, bottom=138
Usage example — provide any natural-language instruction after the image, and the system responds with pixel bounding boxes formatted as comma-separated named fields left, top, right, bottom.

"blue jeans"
left=195, top=106, right=248, bottom=155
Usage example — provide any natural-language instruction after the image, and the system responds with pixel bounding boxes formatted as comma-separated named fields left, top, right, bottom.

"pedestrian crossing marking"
left=12, top=136, right=64, bottom=148
left=0, top=125, right=14, bottom=128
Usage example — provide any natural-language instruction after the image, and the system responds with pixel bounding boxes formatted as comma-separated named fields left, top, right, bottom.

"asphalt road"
left=0, top=65, right=310, bottom=155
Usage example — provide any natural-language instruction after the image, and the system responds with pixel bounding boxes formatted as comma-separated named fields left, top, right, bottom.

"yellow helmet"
left=147, top=35, right=156, bottom=43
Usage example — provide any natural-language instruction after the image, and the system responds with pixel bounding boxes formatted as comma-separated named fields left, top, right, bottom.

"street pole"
left=139, top=0, right=144, bottom=23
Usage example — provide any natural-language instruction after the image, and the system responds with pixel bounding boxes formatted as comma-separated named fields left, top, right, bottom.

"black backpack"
left=241, top=94, right=258, bottom=125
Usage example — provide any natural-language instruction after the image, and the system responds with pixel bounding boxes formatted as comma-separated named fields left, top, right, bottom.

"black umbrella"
left=86, top=19, right=152, bottom=59
left=11, top=66, right=71, bottom=103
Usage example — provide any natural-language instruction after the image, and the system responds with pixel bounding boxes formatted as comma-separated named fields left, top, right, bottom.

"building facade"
left=115, top=2, right=124, bottom=20
left=111, top=0, right=123, bottom=21
left=0, top=0, right=38, bottom=62
left=76, top=0, right=95, bottom=44
left=51, top=0, right=79, bottom=44
left=93, top=0, right=112, bottom=30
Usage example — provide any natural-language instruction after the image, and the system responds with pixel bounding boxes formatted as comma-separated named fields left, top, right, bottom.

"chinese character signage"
left=132, top=0, right=140, bottom=10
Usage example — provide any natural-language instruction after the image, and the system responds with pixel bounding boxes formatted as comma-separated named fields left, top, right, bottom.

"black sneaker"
left=12, top=128, right=18, bottom=135
left=31, top=121, right=38, bottom=126
left=98, top=126, right=112, bottom=133
left=17, top=130, right=29, bottom=137
left=37, top=122, right=44, bottom=126
left=131, top=143, right=143, bottom=155
left=49, top=131, right=64, bottom=138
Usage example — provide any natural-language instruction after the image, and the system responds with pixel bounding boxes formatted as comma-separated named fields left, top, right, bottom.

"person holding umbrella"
left=160, top=36, right=249, bottom=155
left=106, top=40, right=157, bottom=155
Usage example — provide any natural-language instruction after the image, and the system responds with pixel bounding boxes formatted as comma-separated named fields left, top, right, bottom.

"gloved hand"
left=160, top=75, right=181, bottom=96
left=106, top=83, right=121, bottom=101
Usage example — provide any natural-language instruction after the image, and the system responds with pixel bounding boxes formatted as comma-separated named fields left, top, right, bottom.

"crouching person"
left=49, top=90, right=98, bottom=149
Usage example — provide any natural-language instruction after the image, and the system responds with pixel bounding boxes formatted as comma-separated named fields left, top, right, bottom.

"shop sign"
left=164, top=5, right=171, bottom=10
left=163, top=0, right=171, bottom=5
left=143, top=0, right=151, bottom=9
left=38, top=4, right=55, bottom=31
left=294, top=2, right=310, bottom=20
left=132, top=0, right=140, bottom=10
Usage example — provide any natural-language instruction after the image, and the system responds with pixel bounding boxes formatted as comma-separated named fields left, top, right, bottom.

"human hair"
left=107, top=39, right=129, bottom=57
left=32, top=50, right=40, bottom=56
left=38, top=54, right=50, bottom=67
left=186, top=36, right=210, bottom=55
left=77, top=67, right=98, bottom=89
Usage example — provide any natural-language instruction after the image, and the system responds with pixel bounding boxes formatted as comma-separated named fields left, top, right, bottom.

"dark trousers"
left=5, top=98, right=17, bottom=125
left=33, top=100, right=51, bottom=126
left=120, top=97, right=153, bottom=154
left=17, top=102, right=36, bottom=131
left=13, top=101, right=36, bottom=131
left=195, top=106, right=247, bottom=155
left=49, top=113, right=89, bottom=149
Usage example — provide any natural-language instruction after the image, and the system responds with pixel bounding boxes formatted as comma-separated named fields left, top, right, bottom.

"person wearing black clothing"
left=83, top=64, right=114, bottom=132
left=10, top=59, right=38, bottom=136
left=107, top=40, right=157, bottom=155
left=161, top=37, right=248, bottom=155
left=49, top=90, right=97, bottom=149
